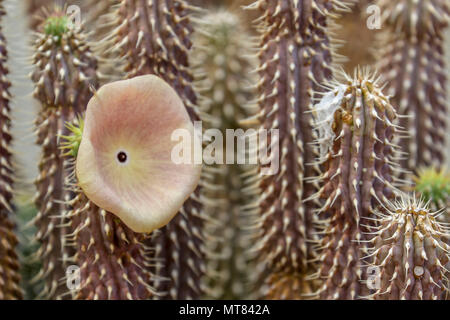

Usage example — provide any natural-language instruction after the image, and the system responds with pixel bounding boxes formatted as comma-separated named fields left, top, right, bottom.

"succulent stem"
left=66, top=185, right=155, bottom=299
left=62, top=118, right=155, bottom=299
left=112, top=0, right=205, bottom=299
left=30, top=11, right=98, bottom=299
left=247, top=0, right=341, bottom=299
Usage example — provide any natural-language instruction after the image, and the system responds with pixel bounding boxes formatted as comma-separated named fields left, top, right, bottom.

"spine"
left=376, top=0, right=449, bottom=174
left=366, top=196, right=450, bottom=300
left=68, top=191, right=155, bottom=299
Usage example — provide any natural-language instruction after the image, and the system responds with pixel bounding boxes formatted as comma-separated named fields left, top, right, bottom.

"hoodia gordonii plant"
left=61, top=75, right=200, bottom=299
left=415, top=168, right=450, bottom=223
left=376, top=0, right=449, bottom=175
left=111, top=0, right=205, bottom=299
left=192, top=10, right=258, bottom=299
left=365, top=195, right=450, bottom=300
left=244, top=0, right=348, bottom=299
left=0, top=1, right=22, bottom=300
left=81, top=0, right=124, bottom=83
left=65, top=191, right=153, bottom=300
left=30, top=12, right=98, bottom=299
left=311, top=70, right=399, bottom=299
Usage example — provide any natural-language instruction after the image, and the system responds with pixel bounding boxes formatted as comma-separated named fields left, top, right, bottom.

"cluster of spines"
left=244, top=0, right=344, bottom=299
left=63, top=166, right=155, bottom=299
left=376, top=0, right=449, bottom=175
left=27, top=0, right=54, bottom=30
left=30, top=11, right=98, bottom=299
left=192, top=10, right=258, bottom=299
left=112, top=0, right=205, bottom=299
left=112, top=0, right=199, bottom=118
left=0, top=0, right=22, bottom=300
left=311, top=70, right=399, bottom=299
left=27, top=1, right=86, bottom=30
left=365, top=196, right=450, bottom=300
left=378, top=0, right=449, bottom=37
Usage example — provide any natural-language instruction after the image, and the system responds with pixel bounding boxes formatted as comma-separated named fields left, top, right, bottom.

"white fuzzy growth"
left=313, top=85, right=347, bottom=158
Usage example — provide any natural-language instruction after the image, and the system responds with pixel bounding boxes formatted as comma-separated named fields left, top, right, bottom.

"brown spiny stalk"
left=366, top=196, right=449, bottom=300
left=112, top=0, right=204, bottom=299
left=0, top=2, right=22, bottom=300
left=247, top=0, right=345, bottom=299
left=192, top=10, right=258, bottom=299
left=27, top=1, right=110, bottom=31
left=312, top=70, right=398, bottom=299
left=66, top=190, right=155, bottom=300
left=31, top=12, right=98, bottom=299
left=376, top=0, right=449, bottom=175
left=27, top=1, right=82, bottom=30
left=83, top=0, right=125, bottom=84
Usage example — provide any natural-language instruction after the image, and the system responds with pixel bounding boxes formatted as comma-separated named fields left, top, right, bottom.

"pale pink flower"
left=76, top=75, right=201, bottom=233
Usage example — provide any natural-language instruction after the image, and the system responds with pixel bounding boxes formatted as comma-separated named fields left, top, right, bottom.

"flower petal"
left=76, top=75, right=201, bottom=233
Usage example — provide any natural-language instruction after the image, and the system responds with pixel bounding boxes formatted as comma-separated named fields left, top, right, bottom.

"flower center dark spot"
left=117, top=151, right=127, bottom=163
